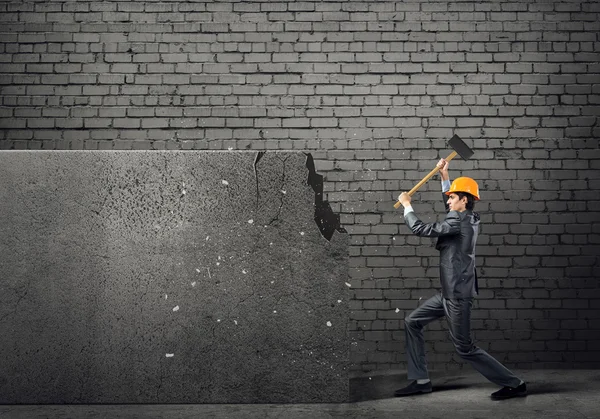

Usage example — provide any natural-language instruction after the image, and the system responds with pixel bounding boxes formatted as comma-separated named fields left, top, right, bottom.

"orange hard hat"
left=445, top=177, right=480, bottom=200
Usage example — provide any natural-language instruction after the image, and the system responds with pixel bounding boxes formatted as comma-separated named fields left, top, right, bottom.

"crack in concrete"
left=253, top=152, right=345, bottom=241
left=230, top=279, right=259, bottom=317
left=248, top=153, right=289, bottom=256
left=70, top=197, right=101, bottom=217
left=253, top=151, right=266, bottom=208
left=9, top=186, right=44, bottom=225
left=266, top=155, right=290, bottom=227
left=0, top=272, right=34, bottom=324
left=304, top=153, right=347, bottom=241
left=156, top=365, right=165, bottom=401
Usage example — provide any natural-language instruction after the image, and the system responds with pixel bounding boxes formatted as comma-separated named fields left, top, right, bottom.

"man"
left=394, top=158, right=526, bottom=400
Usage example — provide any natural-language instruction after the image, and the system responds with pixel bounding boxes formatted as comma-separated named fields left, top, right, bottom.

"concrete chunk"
left=0, top=151, right=349, bottom=403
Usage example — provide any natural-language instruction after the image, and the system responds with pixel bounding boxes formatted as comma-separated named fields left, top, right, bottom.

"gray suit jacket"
left=404, top=194, right=480, bottom=299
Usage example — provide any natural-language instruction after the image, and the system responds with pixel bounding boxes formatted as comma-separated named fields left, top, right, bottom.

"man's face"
left=447, top=193, right=467, bottom=212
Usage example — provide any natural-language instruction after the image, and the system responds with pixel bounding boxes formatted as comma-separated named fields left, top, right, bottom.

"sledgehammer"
left=393, top=135, right=474, bottom=209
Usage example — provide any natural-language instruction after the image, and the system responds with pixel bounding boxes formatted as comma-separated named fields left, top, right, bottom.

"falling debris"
left=326, top=321, right=332, bottom=327
left=181, top=190, right=186, bottom=195
left=196, top=268, right=201, bottom=273
left=173, top=306, right=179, bottom=312
left=300, top=232, right=305, bottom=236
left=206, top=236, right=210, bottom=241
left=222, top=180, right=229, bottom=185
left=242, top=270, right=247, bottom=274
left=228, top=147, right=233, bottom=151
left=234, top=320, right=238, bottom=325
left=217, top=319, right=221, bottom=322
left=273, top=310, right=277, bottom=313
left=207, top=267, right=211, bottom=278
left=345, top=282, right=352, bottom=287
left=165, top=294, right=168, bottom=299
left=191, top=281, right=196, bottom=287
left=166, top=354, right=174, bottom=358
left=248, top=219, right=254, bottom=224
left=281, top=190, right=286, bottom=194
left=337, top=300, right=342, bottom=303
left=395, top=308, right=400, bottom=313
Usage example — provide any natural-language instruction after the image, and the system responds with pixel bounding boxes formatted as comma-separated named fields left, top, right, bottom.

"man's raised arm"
left=438, top=158, right=451, bottom=212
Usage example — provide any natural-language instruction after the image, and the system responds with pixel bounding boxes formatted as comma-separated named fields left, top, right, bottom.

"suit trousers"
left=404, top=293, right=521, bottom=388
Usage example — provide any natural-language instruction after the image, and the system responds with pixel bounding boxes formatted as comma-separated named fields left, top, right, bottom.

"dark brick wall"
left=1, top=0, right=599, bottom=374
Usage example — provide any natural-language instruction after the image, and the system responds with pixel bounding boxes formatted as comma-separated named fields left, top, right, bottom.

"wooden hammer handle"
left=393, top=150, right=459, bottom=209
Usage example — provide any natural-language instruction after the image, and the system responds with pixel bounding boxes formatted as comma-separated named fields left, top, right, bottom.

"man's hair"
left=456, top=192, right=475, bottom=211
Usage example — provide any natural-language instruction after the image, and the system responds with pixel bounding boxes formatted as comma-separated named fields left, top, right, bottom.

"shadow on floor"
left=350, top=373, right=591, bottom=402
left=526, top=381, right=586, bottom=396
left=350, top=374, right=471, bottom=402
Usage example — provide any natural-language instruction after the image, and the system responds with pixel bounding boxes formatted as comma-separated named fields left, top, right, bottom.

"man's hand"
left=437, top=158, right=449, bottom=181
left=398, top=192, right=411, bottom=208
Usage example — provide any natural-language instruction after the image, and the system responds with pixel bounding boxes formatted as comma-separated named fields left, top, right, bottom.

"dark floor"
left=1, top=369, right=599, bottom=418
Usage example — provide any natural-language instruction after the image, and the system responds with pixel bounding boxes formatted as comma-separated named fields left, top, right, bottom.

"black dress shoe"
left=491, top=382, right=527, bottom=400
left=394, top=380, right=433, bottom=397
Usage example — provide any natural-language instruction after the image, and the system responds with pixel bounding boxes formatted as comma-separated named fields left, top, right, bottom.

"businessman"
left=394, top=158, right=526, bottom=400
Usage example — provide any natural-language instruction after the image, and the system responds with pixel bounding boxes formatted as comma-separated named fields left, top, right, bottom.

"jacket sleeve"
left=404, top=210, right=461, bottom=237
left=442, top=193, right=450, bottom=213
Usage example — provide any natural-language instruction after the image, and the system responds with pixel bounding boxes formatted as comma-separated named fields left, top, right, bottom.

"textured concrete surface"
left=0, top=151, right=348, bottom=404
left=0, top=370, right=598, bottom=418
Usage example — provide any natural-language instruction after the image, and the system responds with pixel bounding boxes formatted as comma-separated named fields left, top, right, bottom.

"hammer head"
left=448, top=134, right=474, bottom=160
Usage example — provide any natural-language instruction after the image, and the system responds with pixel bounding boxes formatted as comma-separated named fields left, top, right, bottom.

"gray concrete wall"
left=1, top=0, right=599, bottom=374
left=0, top=151, right=349, bottom=403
